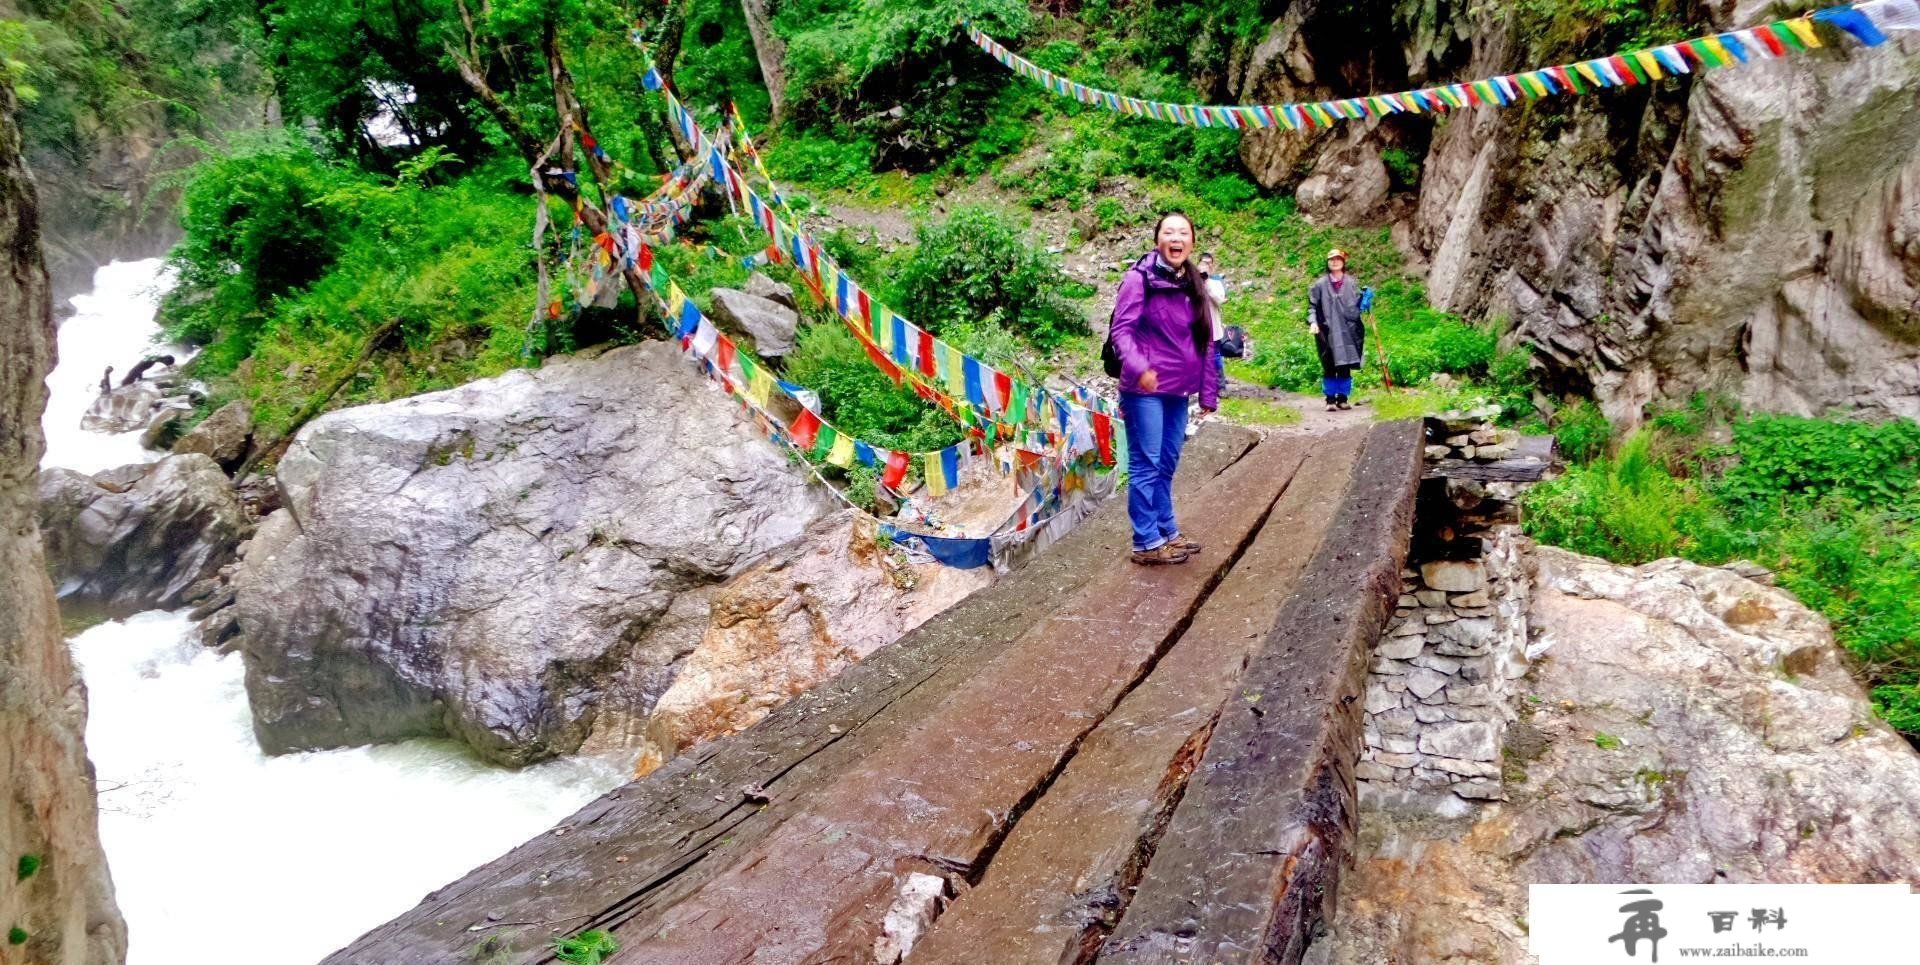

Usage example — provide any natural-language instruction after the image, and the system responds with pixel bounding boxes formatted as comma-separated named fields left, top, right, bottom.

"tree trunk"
left=739, top=0, right=787, bottom=123
left=0, top=74, right=128, bottom=965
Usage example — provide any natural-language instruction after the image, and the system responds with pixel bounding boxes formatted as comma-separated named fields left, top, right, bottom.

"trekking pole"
left=1368, top=309, right=1393, bottom=390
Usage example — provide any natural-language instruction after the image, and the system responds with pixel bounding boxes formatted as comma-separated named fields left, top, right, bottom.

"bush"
left=1551, top=399, right=1613, bottom=464
left=1523, top=429, right=1726, bottom=562
left=782, top=322, right=962, bottom=455
left=1712, top=415, right=1920, bottom=517
left=892, top=205, right=1087, bottom=348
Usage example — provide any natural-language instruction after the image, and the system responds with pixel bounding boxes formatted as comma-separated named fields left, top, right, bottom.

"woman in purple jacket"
left=1109, top=211, right=1222, bottom=566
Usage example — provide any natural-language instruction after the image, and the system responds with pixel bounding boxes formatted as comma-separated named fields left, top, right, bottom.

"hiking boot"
left=1130, top=544, right=1190, bottom=566
left=1324, top=397, right=1338, bottom=411
left=1166, top=535, right=1203, bottom=554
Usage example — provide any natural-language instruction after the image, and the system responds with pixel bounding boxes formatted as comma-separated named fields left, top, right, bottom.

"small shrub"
left=1522, top=430, right=1725, bottom=562
left=783, top=323, right=962, bottom=454
left=1593, top=731, right=1622, bottom=750
left=893, top=205, right=1087, bottom=349
left=1381, top=147, right=1423, bottom=191
left=16, top=854, right=40, bottom=881
left=1551, top=399, right=1612, bottom=464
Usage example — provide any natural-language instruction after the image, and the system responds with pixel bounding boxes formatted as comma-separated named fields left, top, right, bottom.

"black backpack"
left=1101, top=265, right=1146, bottom=378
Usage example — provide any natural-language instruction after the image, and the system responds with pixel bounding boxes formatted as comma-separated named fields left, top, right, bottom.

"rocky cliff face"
left=233, top=342, right=854, bottom=767
left=0, top=76, right=126, bottom=965
left=1311, top=547, right=1920, bottom=962
left=1231, top=1, right=1920, bottom=423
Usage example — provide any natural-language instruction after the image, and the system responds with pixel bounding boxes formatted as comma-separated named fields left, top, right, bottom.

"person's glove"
left=1359, top=286, right=1375, bottom=313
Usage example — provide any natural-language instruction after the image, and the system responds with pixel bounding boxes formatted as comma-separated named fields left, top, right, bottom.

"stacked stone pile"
left=1423, top=406, right=1521, bottom=462
left=1360, top=527, right=1533, bottom=806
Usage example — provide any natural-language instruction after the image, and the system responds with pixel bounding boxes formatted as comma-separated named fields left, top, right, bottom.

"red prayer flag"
left=993, top=371, right=1013, bottom=413
left=862, top=336, right=902, bottom=383
left=1608, top=54, right=1638, bottom=85
left=1093, top=412, right=1115, bottom=465
left=881, top=450, right=909, bottom=489
left=856, top=288, right=873, bottom=325
left=717, top=335, right=737, bottom=373
left=637, top=243, right=654, bottom=272
left=790, top=409, right=821, bottom=450
left=917, top=330, right=937, bottom=378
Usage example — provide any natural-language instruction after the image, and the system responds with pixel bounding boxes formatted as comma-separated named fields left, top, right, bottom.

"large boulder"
left=37, top=453, right=248, bottom=616
left=233, top=342, right=838, bottom=766
left=1311, top=547, right=1920, bottom=962
left=627, top=513, right=992, bottom=775
left=172, top=399, right=253, bottom=470
left=708, top=287, right=800, bottom=357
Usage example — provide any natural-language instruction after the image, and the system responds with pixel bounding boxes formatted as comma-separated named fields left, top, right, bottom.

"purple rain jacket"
left=1110, top=251, right=1222, bottom=410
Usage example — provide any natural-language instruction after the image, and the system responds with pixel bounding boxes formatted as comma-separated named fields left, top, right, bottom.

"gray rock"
left=173, top=400, right=253, bottom=471
left=79, top=379, right=164, bottom=433
left=1427, top=757, right=1500, bottom=779
left=1433, top=617, right=1497, bottom=656
left=1414, top=589, right=1449, bottom=607
left=1421, top=559, right=1485, bottom=592
left=37, top=454, right=248, bottom=616
left=1354, top=761, right=1397, bottom=782
left=708, top=288, right=800, bottom=357
left=1407, top=668, right=1450, bottom=701
left=743, top=271, right=797, bottom=309
left=1449, top=589, right=1491, bottom=608
left=234, top=343, right=838, bottom=767
left=1419, top=721, right=1498, bottom=762
left=140, top=404, right=190, bottom=448
left=1377, top=635, right=1425, bottom=661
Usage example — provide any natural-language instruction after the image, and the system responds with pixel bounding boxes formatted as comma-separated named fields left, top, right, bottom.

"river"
left=46, top=260, right=630, bottom=965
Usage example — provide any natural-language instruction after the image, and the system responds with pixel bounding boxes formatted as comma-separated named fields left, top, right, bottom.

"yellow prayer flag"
left=1634, top=50, right=1664, bottom=80
left=747, top=367, right=774, bottom=408
left=827, top=432, right=855, bottom=467
left=924, top=455, right=949, bottom=497
left=1785, top=17, right=1822, bottom=49
left=944, top=343, right=967, bottom=399
left=1702, top=35, right=1735, bottom=65
left=1574, top=62, right=1604, bottom=87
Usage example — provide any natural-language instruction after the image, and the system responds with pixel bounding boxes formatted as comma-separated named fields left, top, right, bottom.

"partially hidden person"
left=1187, top=252, right=1230, bottom=438
left=1308, top=248, right=1365, bottom=411
left=1110, top=211, right=1221, bottom=566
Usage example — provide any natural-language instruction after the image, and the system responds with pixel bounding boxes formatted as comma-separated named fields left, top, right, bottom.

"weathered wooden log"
left=324, top=428, right=1260, bottom=964
left=909, top=428, right=1368, bottom=963
left=1101, top=419, right=1424, bottom=964
left=605, top=438, right=1309, bottom=961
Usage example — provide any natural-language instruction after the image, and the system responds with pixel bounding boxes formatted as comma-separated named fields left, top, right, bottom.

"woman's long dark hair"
left=1152, top=210, right=1213, bottom=358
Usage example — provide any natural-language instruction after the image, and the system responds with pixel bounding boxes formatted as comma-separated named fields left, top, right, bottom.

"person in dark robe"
left=1307, top=249, right=1365, bottom=411
left=99, top=366, right=114, bottom=395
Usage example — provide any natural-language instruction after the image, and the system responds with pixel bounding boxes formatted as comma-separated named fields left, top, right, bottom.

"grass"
left=551, top=930, right=618, bottom=965
left=16, top=854, right=40, bottom=881
left=1593, top=731, right=1623, bottom=750
left=1217, top=396, right=1302, bottom=426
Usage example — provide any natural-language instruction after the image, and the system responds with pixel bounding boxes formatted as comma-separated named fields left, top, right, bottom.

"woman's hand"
left=1310, top=323, right=1321, bottom=336
left=1139, top=368, right=1160, bottom=393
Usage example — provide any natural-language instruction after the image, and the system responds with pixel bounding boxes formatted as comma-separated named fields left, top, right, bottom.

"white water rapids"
left=46, top=260, right=629, bottom=965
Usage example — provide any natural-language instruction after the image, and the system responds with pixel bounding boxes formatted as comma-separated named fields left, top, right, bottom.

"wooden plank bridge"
left=327, top=419, right=1423, bottom=964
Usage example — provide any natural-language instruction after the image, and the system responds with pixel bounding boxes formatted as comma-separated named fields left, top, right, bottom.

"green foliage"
left=893, top=205, right=1087, bottom=349
left=1525, top=410, right=1920, bottom=742
left=766, top=128, right=879, bottom=189
left=1381, top=147, right=1423, bottom=191
left=3, top=0, right=262, bottom=149
left=782, top=323, right=963, bottom=455
left=1593, top=731, right=1622, bottom=750
left=676, top=0, right=773, bottom=126
left=7, top=926, right=25, bottom=946
left=160, top=141, right=546, bottom=437
left=16, top=854, right=41, bottom=881
left=1514, top=0, right=1691, bottom=58
left=1524, top=429, right=1725, bottom=562
left=551, top=929, right=618, bottom=965
left=1551, top=399, right=1613, bottom=464
left=1711, top=415, right=1920, bottom=517
left=775, top=0, right=1032, bottom=168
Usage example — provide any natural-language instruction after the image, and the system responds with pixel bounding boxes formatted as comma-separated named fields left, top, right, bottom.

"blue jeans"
left=1120, top=392, right=1190, bottom=552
